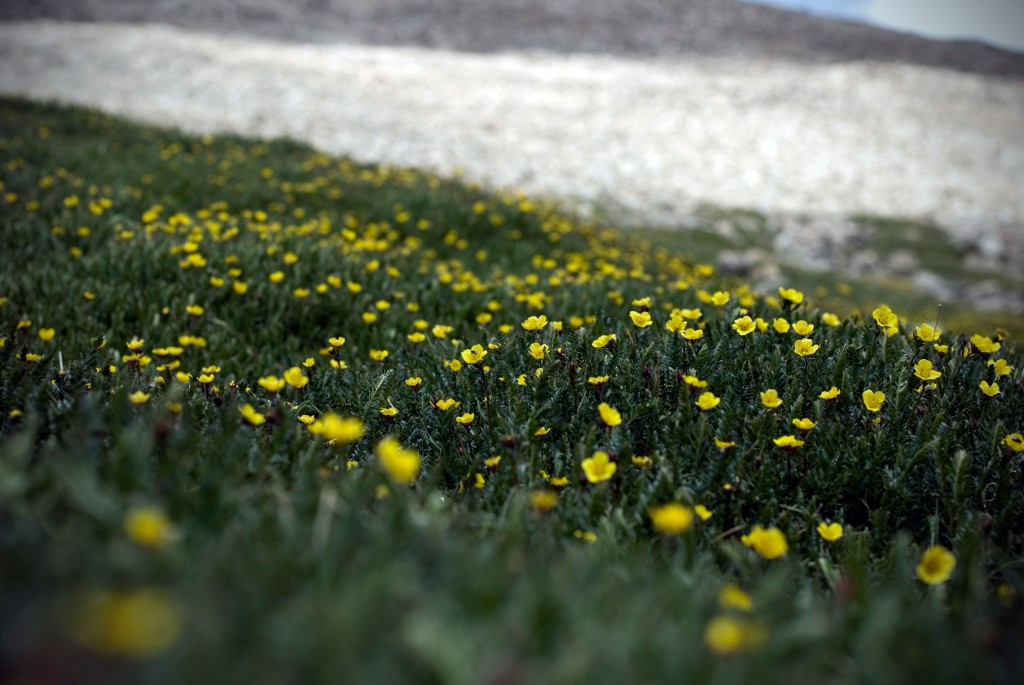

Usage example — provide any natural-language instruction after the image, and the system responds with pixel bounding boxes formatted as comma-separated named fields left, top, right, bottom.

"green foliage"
left=1, top=98, right=1023, bottom=684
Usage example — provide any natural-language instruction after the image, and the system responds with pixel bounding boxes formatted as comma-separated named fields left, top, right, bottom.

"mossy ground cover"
left=1, top=97, right=1023, bottom=684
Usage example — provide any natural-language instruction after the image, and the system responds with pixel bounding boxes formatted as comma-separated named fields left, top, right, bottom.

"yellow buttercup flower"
left=283, top=367, right=308, bottom=389
left=582, top=451, right=617, bottom=483
left=862, top=389, right=885, bottom=412
left=380, top=407, right=398, bottom=417
left=710, top=291, right=730, bottom=306
left=258, top=376, right=285, bottom=393
left=773, top=318, right=790, bottom=334
left=793, top=338, right=819, bottom=356
left=1001, top=433, right=1024, bottom=452
left=778, top=287, right=804, bottom=305
left=649, top=503, right=694, bottom=535
left=822, top=312, right=841, bottom=327
left=38, top=327, right=56, bottom=341
left=124, top=506, right=176, bottom=549
left=713, top=437, right=736, bottom=450
left=792, top=320, right=814, bottom=336
left=369, top=349, right=389, bottom=362
left=407, top=332, right=426, bottom=344
left=760, top=389, right=782, bottom=409
left=376, top=436, right=420, bottom=484
left=528, top=342, right=548, bottom=360
left=435, top=398, right=458, bottom=411
left=591, top=334, right=617, bottom=349
left=913, top=359, right=942, bottom=381
left=915, top=323, right=941, bottom=342
left=588, top=375, right=609, bottom=386
left=68, top=588, right=184, bottom=657
left=461, top=344, right=488, bottom=365
left=731, top=315, right=756, bottom=336
left=872, top=305, right=898, bottom=329
left=741, top=525, right=788, bottom=559
left=239, top=404, right=265, bottom=426
left=695, top=391, right=721, bottom=411
left=308, top=413, right=364, bottom=444
left=598, top=402, right=622, bottom=427
left=530, top=490, right=558, bottom=512
left=455, top=412, right=475, bottom=425
left=970, top=334, right=1000, bottom=354
left=521, top=315, right=548, bottom=331
left=817, top=522, right=843, bottom=542
left=704, top=616, right=767, bottom=655
left=683, top=375, right=708, bottom=389
left=819, top=386, right=841, bottom=400
left=792, top=418, right=815, bottom=431
left=916, top=545, right=956, bottom=585
left=405, top=377, right=423, bottom=389
left=681, top=328, right=704, bottom=341
left=979, top=381, right=1000, bottom=397
left=128, top=391, right=151, bottom=406
left=718, top=584, right=752, bottom=611
left=773, top=435, right=804, bottom=448
left=988, top=359, right=1013, bottom=376
left=629, top=310, right=653, bottom=328
left=695, top=504, right=713, bottom=521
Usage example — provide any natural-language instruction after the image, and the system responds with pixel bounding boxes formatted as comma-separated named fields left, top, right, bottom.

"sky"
left=744, top=0, right=1024, bottom=52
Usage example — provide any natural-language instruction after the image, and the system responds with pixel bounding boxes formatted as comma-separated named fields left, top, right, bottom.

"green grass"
left=1, top=97, right=1023, bottom=685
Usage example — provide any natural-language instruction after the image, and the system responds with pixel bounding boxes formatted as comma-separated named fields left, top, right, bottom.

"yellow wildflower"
left=793, top=338, right=819, bottom=356
left=817, top=522, right=844, bottom=542
left=124, top=506, right=176, bottom=550
left=773, top=318, right=790, bottom=334
left=376, top=436, right=420, bottom=484
left=581, top=450, right=617, bottom=483
left=916, top=545, right=956, bottom=585
left=872, top=305, right=898, bottom=329
left=988, top=359, right=1013, bottom=376
left=257, top=376, right=285, bottom=393
left=529, top=342, right=549, bottom=360
left=308, top=413, right=364, bottom=443
left=1001, top=433, right=1024, bottom=452
left=530, top=490, right=558, bottom=512
left=704, top=615, right=767, bottom=655
left=128, top=391, right=151, bottom=406
left=38, top=327, right=56, bottom=341
left=979, top=381, right=1000, bottom=397
left=591, top=334, right=617, bottom=348
left=649, top=503, right=694, bottom=535
left=369, top=349, right=389, bottom=362
left=629, top=310, right=653, bottom=328
left=681, top=328, right=704, bottom=341
left=461, top=344, right=488, bottom=365
left=915, top=323, right=941, bottom=342
left=695, top=391, right=721, bottom=411
left=405, top=377, right=423, bottom=389
left=455, top=412, right=475, bottom=425
left=914, top=359, right=942, bottom=381
left=713, top=437, right=736, bottom=450
left=380, top=407, right=398, bottom=417
left=792, top=418, right=815, bottom=431
left=778, top=287, right=804, bottom=305
left=695, top=504, right=713, bottom=521
left=283, top=367, right=308, bottom=389
left=598, top=402, right=622, bottom=427
left=792, top=320, right=814, bottom=336
left=521, top=315, right=548, bottom=331
left=718, top=584, right=753, bottom=611
left=731, top=315, right=756, bottom=336
left=742, top=525, right=788, bottom=559
left=862, top=389, right=885, bottom=412
left=773, top=435, right=805, bottom=448
left=819, top=386, right=841, bottom=400
left=760, top=389, right=783, bottom=409
left=239, top=404, right=265, bottom=426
